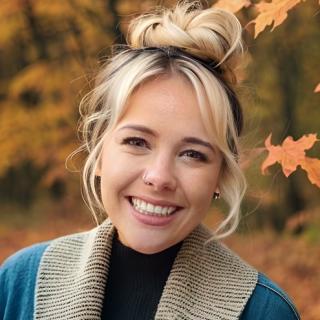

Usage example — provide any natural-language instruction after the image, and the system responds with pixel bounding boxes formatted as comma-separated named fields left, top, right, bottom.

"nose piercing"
left=143, top=173, right=152, bottom=186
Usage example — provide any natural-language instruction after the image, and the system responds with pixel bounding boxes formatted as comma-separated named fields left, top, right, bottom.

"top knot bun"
left=127, top=1, right=244, bottom=84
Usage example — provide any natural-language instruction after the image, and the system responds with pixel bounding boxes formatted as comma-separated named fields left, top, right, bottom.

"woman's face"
left=97, top=75, right=222, bottom=254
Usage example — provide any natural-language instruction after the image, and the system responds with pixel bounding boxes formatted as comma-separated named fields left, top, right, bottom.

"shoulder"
left=0, top=224, right=102, bottom=320
left=0, top=228, right=93, bottom=280
left=0, top=242, right=50, bottom=319
left=0, top=226, right=94, bottom=292
left=240, top=272, right=300, bottom=320
left=1, top=242, right=50, bottom=287
left=1, top=241, right=49, bottom=272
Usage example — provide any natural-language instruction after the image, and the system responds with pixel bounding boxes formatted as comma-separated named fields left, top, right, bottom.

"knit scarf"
left=34, top=219, right=257, bottom=319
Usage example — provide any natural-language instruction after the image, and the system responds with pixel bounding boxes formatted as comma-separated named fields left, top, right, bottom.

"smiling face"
left=96, top=74, right=223, bottom=254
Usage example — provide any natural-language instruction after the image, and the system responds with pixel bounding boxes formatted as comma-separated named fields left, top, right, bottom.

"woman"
left=0, top=2, right=300, bottom=319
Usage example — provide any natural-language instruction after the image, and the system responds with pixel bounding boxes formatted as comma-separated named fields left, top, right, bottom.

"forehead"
left=116, top=75, right=209, bottom=138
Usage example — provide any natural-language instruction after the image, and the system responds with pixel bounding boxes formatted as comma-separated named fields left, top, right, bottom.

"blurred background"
left=0, top=0, right=319, bottom=318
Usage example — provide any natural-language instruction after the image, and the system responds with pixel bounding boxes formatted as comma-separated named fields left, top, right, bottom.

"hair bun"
left=127, top=2, right=244, bottom=84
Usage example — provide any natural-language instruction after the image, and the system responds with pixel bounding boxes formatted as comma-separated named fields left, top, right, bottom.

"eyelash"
left=121, top=136, right=149, bottom=148
left=180, top=150, right=208, bottom=162
left=121, top=136, right=208, bottom=162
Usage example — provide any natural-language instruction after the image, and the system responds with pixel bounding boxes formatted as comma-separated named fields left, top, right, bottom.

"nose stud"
left=143, top=173, right=152, bottom=186
left=142, top=169, right=176, bottom=190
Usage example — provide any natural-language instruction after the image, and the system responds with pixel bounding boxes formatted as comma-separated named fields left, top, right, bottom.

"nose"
left=142, top=154, right=177, bottom=191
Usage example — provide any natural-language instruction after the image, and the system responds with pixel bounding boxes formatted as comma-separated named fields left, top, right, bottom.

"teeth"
left=131, top=197, right=177, bottom=217
left=147, top=203, right=154, bottom=212
left=155, top=206, right=162, bottom=214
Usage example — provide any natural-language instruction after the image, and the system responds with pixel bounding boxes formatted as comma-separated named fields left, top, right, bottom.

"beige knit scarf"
left=35, top=219, right=257, bottom=319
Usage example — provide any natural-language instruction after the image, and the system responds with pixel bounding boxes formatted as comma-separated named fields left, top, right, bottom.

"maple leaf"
left=261, top=133, right=318, bottom=177
left=300, top=157, right=320, bottom=188
left=314, top=83, right=320, bottom=93
left=213, top=0, right=251, bottom=13
left=251, top=0, right=306, bottom=38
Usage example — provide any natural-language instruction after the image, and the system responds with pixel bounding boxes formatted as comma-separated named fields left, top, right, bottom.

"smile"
left=130, top=197, right=179, bottom=217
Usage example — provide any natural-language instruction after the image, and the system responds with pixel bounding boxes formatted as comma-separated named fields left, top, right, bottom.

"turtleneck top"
left=101, top=236, right=182, bottom=319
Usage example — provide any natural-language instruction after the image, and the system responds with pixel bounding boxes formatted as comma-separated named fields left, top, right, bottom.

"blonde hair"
left=72, top=1, right=247, bottom=239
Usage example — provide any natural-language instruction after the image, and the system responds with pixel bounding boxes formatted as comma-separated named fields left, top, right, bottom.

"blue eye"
left=181, top=150, right=208, bottom=162
left=121, top=137, right=149, bottom=148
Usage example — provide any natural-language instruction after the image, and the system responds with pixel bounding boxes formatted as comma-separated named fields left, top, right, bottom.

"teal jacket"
left=0, top=228, right=300, bottom=319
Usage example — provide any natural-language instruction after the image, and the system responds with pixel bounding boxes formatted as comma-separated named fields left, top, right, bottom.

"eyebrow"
left=182, top=137, right=215, bottom=152
left=118, top=124, right=155, bottom=136
left=118, top=124, right=215, bottom=152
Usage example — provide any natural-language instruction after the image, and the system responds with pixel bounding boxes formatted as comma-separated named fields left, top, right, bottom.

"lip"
left=126, top=196, right=181, bottom=227
left=127, top=195, right=182, bottom=208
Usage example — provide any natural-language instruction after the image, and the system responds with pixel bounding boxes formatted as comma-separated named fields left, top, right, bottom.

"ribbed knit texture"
left=101, top=236, right=182, bottom=319
left=34, top=219, right=258, bottom=319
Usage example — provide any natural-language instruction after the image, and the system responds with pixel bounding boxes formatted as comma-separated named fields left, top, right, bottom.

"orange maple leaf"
left=251, top=0, right=306, bottom=38
left=261, top=133, right=319, bottom=178
left=314, top=83, right=320, bottom=93
left=300, top=157, right=320, bottom=188
left=213, top=0, right=251, bottom=13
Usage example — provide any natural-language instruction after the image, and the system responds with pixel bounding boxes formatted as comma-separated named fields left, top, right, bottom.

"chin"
left=137, top=245, right=168, bottom=254
left=125, top=234, right=177, bottom=254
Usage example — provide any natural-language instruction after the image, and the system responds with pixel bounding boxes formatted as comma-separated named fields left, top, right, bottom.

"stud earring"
left=213, top=192, right=220, bottom=200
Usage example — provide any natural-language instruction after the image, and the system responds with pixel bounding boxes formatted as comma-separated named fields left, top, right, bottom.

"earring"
left=213, top=192, right=220, bottom=200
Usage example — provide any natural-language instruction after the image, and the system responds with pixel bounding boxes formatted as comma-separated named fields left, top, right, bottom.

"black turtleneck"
left=101, top=236, right=182, bottom=320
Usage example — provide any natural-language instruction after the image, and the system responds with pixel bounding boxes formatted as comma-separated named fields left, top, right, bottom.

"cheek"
left=99, top=152, right=141, bottom=198
left=184, top=170, right=219, bottom=208
left=191, top=186, right=214, bottom=212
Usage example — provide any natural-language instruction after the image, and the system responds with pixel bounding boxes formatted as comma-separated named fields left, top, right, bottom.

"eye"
left=121, top=136, right=149, bottom=148
left=181, top=150, right=208, bottom=162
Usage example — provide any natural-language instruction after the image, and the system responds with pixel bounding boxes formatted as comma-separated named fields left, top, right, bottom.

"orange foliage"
left=262, top=134, right=320, bottom=187
left=214, top=0, right=315, bottom=38
left=213, top=0, right=251, bottom=13
left=300, top=157, right=320, bottom=188
left=0, top=61, right=82, bottom=178
left=251, top=0, right=307, bottom=38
